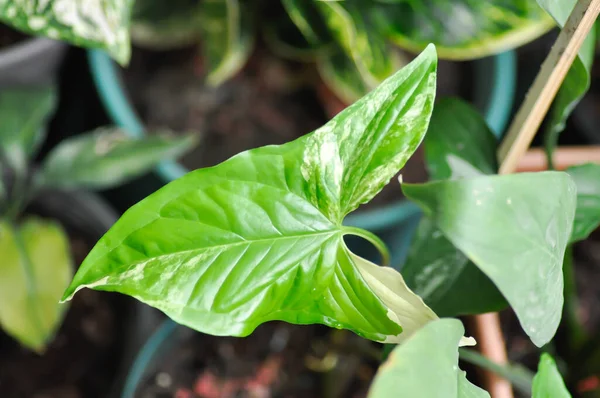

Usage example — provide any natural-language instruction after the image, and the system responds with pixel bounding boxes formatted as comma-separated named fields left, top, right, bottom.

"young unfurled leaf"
left=368, top=319, right=487, bottom=398
left=0, top=0, right=134, bottom=65
left=539, top=0, right=596, bottom=164
left=532, top=354, right=571, bottom=398
left=0, top=218, right=72, bottom=352
left=0, top=86, right=57, bottom=175
left=130, top=0, right=204, bottom=49
left=373, top=0, right=554, bottom=59
left=404, top=172, right=577, bottom=347
left=37, top=128, right=196, bottom=190
left=403, top=99, right=505, bottom=317
left=62, top=47, right=438, bottom=344
left=566, top=164, right=600, bottom=243
left=201, top=0, right=254, bottom=87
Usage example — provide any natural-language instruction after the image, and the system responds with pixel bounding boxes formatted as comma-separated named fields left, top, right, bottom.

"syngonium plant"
left=0, top=0, right=555, bottom=103
left=61, top=45, right=598, bottom=394
left=0, top=86, right=195, bottom=352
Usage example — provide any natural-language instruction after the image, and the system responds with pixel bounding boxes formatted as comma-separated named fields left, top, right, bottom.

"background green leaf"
left=0, top=0, right=134, bottom=65
left=403, top=99, right=506, bottom=317
left=0, top=218, right=72, bottom=352
left=62, top=49, right=439, bottom=344
left=37, top=128, right=196, bottom=190
left=0, top=86, right=57, bottom=173
left=404, top=172, right=577, bottom=347
left=372, top=0, right=554, bottom=59
left=201, top=0, right=254, bottom=86
left=130, top=0, right=204, bottom=49
left=538, top=0, right=596, bottom=164
left=566, top=163, right=600, bottom=243
left=532, top=353, right=571, bottom=398
left=368, top=319, right=488, bottom=398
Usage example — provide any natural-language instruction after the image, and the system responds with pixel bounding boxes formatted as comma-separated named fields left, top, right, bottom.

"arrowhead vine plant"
left=59, top=41, right=600, bottom=395
left=0, top=86, right=195, bottom=352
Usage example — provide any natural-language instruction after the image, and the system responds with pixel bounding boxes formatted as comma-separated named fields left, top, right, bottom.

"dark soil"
left=136, top=323, right=382, bottom=398
left=0, top=232, right=125, bottom=398
left=122, top=46, right=433, bottom=208
left=0, top=24, right=28, bottom=48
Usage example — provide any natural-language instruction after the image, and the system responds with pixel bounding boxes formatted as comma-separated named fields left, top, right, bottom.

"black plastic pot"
left=1, top=190, right=161, bottom=398
left=0, top=37, right=67, bottom=85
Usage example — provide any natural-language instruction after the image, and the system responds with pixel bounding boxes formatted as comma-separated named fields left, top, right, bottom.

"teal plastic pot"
left=88, top=50, right=514, bottom=236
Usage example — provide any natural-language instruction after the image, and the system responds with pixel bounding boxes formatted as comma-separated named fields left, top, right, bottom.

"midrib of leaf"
left=10, top=223, right=44, bottom=340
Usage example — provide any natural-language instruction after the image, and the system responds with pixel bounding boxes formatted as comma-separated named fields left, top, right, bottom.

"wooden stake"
left=476, top=1, right=600, bottom=396
left=497, top=0, right=600, bottom=175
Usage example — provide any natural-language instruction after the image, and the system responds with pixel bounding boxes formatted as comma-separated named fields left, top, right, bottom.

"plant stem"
left=342, top=226, right=390, bottom=266
left=459, top=348, right=535, bottom=396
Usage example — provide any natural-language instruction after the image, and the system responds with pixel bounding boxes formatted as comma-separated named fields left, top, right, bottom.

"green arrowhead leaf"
left=201, top=0, right=254, bottom=87
left=63, top=47, right=440, bottom=344
left=0, top=218, right=72, bottom=352
left=130, top=0, right=204, bottom=49
left=0, top=0, right=134, bottom=65
left=404, top=172, right=577, bottom=347
left=403, top=99, right=506, bottom=317
left=566, top=163, right=600, bottom=243
left=373, top=0, right=554, bottom=59
left=368, top=319, right=487, bottom=398
left=539, top=0, right=596, bottom=163
left=532, top=353, right=571, bottom=398
left=37, top=127, right=196, bottom=190
left=0, top=86, right=57, bottom=175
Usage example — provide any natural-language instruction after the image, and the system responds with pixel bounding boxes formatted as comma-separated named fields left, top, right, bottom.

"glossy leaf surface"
left=373, top=0, right=553, bottom=59
left=0, top=218, right=71, bottom=352
left=532, top=354, right=571, bottom=398
left=404, top=172, right=577, bottom=347
left=38, top=128, right=196, bottom=190
left=63, top=48, right=438, bottom=343
left=540, top=0, right=596, bottom=164
left=566, top=164, right=600, bottom=243
left=367, top=319, right=487, bottom=398
left=0, top=0, right=134, bottom=65
left=0, top=87, right=56, bottom=174
left=130, top=0, right=203, bottom=49
left=403, top=99, right=505, bottom=317
left=201, top=0, right=254, bottom=86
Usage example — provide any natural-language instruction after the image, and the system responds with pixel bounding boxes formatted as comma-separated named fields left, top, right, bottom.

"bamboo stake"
left=476, top=1, right=600, bottom=397
left=497, top=0, right=600, bottom=175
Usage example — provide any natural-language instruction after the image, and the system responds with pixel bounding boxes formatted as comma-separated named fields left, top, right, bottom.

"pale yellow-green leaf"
left=0, top=218, right=72, bottom=352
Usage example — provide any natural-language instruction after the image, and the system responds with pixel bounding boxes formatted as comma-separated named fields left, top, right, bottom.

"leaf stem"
left=459, top=348, right=535, bottom=396
left=342, top=226, right=390, bottom=266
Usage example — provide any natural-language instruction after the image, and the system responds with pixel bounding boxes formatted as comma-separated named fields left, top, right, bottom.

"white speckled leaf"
left=0, top=0, right=134, bottom=65
left=62, top=47, right=438, bottom=343
left=404, top=172, right=577, bottom=347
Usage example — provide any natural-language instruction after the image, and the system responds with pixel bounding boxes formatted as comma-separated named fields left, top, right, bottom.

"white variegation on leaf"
left=0, top=0, right=134, bottom=65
